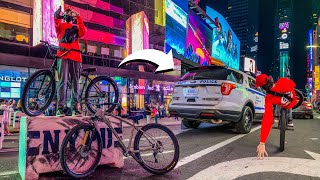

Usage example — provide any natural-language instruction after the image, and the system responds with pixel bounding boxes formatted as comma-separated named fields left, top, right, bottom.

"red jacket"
left=260, top=78, right=297, bottom=143
left=54, top=16, right=86, bottom=62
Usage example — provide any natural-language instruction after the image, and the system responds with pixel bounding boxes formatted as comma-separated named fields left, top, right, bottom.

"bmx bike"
left=273, top=88, right=303, bottom=152
left=21, top=40, right=119, bottom=116
left=59, top=109, right=180, bottom=178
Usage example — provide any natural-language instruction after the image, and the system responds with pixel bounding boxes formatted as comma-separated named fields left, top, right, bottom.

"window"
left=248, top=77, right=256, bottom=89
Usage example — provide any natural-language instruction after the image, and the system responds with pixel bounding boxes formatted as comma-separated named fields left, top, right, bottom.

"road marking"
left=175, top=126, right=261, bottom=168
left=0, top=148, right=18, bottom=153
left=310, top=138, right=319, bottom=141
left=0, top=170, right=18, bottom=176
left=124, top=150, right=174, bottom=159
left=122, top=129, right=190, bottom=142
left=188, top=150, right=320, bottom=180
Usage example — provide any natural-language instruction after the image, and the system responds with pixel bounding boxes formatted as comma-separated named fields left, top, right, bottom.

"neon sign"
left=279, top=22, right=289, bottom=30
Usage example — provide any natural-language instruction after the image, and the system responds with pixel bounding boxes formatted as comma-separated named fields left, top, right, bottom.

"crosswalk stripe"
left=175, top=126, right=261, bottom=169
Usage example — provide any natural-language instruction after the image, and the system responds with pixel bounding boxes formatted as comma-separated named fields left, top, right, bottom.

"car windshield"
left=180, top=67, right=231, bottom=81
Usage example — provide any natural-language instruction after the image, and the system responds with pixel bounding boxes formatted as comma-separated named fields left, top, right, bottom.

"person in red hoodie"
left=54, top=6, right=86, bottom=117
left=254, top=74, right=297, bottom=160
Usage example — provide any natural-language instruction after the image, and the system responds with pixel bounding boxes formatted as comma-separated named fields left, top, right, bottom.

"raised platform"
left=18, top=115, right=124, bottom=180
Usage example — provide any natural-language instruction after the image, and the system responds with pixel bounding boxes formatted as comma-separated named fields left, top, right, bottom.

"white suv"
left=169, top=66, right=265, bottom=133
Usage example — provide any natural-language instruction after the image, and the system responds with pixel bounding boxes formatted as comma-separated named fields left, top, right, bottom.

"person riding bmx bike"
left=254, top=74, right=297, bottom=159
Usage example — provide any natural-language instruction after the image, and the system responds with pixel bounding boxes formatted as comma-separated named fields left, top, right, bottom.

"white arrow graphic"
left=118, top=49, right=174, bottom=73
left=188, top=150, right=320, bottom=180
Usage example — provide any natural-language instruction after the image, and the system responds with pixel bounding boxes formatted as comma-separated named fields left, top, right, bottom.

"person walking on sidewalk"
left=0, top=99, right=12, bottom=136
left=145, top=102, right=151, bottom=124
left=152, top=104, right=159, bottom=124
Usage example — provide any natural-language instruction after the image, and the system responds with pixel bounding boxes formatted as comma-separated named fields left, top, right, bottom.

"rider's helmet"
left=255, top=74, right=274, bottom=91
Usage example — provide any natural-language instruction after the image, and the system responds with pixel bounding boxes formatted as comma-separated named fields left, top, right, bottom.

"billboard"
left=280, top=51, right=289, bottom=78
left=185, top=10, right=213, bottom=66
left=244, top=57, right=256, bottom=73
left=165, top=0, right=188, bottom=60
left=206, top=6, right=240, bottom=70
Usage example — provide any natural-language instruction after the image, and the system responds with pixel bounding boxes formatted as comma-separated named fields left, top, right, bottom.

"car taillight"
left=221, top=83, right=237, bottom=95
left=303, top=103, right=312, bottom=108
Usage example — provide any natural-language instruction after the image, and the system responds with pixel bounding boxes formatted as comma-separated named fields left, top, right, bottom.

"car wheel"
left=310, top=115, right=313, bottom=119
left=182, top=119, right=191, bottom=128
left=235, top=106, right=253, bottom=134
left=185, top=120, right=201, bottom=129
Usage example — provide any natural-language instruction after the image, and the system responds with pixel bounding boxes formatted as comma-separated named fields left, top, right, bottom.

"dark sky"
left=200, top=0, right=313, bottom=89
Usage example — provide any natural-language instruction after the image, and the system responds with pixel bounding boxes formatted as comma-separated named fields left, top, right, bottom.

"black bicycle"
left=21, top=40, right=119, bottom=116
left=60, top=109, right=180, bottom=178
left=275, top=89, right=303, bottom=152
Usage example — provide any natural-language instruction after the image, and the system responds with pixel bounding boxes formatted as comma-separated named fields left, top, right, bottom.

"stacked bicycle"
left=21, top=41, right=180, bottom=178
left=21, top=40, right=119, bottom=116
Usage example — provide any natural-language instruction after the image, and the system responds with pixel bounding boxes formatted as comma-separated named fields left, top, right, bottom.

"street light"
left=306, top=45, right=319, bottom=48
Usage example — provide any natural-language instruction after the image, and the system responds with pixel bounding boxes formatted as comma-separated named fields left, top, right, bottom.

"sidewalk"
left=122, top=117, right=182, bottom=128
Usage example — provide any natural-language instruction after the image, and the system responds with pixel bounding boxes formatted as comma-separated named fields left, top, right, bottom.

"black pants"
left=57, top=59, right=82, bottom=108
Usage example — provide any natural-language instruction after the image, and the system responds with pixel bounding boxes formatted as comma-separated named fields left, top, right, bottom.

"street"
left=0, top=116, right=319, bottom=180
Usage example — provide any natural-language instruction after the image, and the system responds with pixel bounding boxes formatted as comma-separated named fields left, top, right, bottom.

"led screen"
left=280, top=51, right=289, bottom=77
left=206, top=6, right=240, bottom=70
left=185, top=10, right=213, bottom=66
left=165, top=0, right=188, bottom=60
left=244, top=57, right=256, bottom=73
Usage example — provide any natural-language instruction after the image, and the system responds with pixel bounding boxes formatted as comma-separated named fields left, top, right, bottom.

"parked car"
left=292, top=98, right=313, bottom=119
left=168, top=66, right=265, bottom=134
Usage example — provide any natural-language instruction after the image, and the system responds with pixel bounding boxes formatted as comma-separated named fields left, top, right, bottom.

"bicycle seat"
left=83, top=67, right=97, bottom=73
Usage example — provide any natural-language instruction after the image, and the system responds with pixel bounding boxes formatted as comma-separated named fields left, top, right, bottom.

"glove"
left=54, top=6, right=64, bottom=19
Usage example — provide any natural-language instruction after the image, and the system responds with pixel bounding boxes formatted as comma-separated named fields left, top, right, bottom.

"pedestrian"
left=160, top=103, right=165, bottom=118
left=116, top=102, right=123, bottom=116
left=0, top=99, right=12, bottom=136
left=152, top=104, right=159, bottom=124
left=145, top=102, right=151, bottom=124
left=156, top=103, right=161, bottom=119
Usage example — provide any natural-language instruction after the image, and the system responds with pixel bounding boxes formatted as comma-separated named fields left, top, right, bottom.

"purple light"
left=279, top=22, right=289, bottom=30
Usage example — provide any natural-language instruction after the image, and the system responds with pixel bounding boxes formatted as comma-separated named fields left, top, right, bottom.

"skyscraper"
left=200, top=0, right=259, bottom=70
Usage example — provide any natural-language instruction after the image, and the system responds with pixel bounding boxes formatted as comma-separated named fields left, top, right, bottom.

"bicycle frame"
left=87, top=109, right=160, bottom=162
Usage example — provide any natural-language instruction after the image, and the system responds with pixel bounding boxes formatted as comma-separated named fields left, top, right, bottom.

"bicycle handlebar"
left=40, top=40, right=82, bottom=58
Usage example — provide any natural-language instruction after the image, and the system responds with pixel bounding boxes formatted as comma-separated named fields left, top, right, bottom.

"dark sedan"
left=292, top=100, right=313, bottom=119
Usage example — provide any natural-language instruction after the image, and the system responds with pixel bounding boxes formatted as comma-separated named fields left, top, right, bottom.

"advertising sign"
left=185, top=10, right=213, bottom=66
left=280, top=51, right=289, bottom=78
left=165, top=0, right=188, bottom=60
left=244, top=57, right=256, bottom=73
left=315, top=66, right=320, bottom=90
left=206, top=6, right=240, bottom=70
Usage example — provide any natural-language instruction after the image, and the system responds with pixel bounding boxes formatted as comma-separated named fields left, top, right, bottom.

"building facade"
left=0, top=0, right=183, bottom=113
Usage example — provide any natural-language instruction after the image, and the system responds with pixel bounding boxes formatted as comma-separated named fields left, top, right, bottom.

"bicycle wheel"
left=21, top=70, right=55, bottom=116
left=292, top=89, right=303, bottom=109
left=60, top=124, right=102, bottom=178
left=279, top=108, right=287, bottom=152
left=85, top=76, right=119, bottom=114
left=133, top=124, right=180, bottom=175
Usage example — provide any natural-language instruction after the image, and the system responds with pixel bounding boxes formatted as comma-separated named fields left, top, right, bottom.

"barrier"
left=0, top=116, right=3, bottom=149
left=18, top=116, right=124, bottom=180
left=8, top=111, right=14, bottom=126
left=13, top=111, right=24, bottom=129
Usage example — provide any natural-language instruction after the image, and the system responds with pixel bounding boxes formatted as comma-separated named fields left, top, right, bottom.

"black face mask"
left=64, top=14, right=73, bottom=23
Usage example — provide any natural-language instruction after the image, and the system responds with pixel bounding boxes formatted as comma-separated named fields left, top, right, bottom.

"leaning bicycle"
left=274, top=88, right=303, bottom=152
left=21, top=40, right=119, bottom=116
left=59, top=109, right=180, bottom=178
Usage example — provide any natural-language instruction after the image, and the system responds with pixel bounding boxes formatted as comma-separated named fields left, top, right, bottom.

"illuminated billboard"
left=280, top=51, right=289, bottom=77
left=165, top=0, right=188, bottom=60
left=244, top=57, right=256, bottom=73
left=185, top=10, right=213, bottom=66
left=206, top=6, right=240, bottom=70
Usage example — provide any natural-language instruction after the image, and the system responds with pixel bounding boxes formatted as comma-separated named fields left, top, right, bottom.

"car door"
left=247, top=77, right=265, bottom=114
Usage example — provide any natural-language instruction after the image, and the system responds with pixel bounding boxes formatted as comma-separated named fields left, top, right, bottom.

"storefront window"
left=0, top=65, right=32, bottom=100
